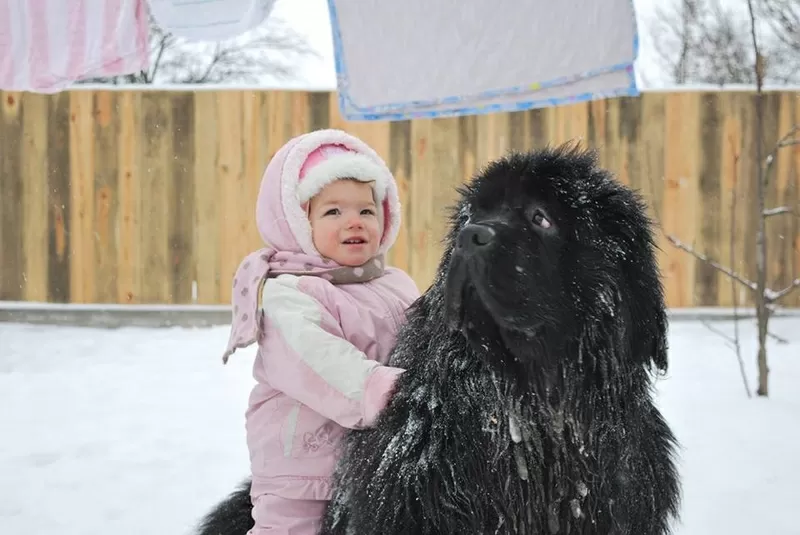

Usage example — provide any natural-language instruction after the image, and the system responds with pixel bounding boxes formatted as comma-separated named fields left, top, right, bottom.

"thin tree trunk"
left=746, top=0, right=769, bottom=397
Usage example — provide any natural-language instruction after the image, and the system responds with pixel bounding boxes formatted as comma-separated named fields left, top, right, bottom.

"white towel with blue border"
left=326, top=0, right=640, bottom=121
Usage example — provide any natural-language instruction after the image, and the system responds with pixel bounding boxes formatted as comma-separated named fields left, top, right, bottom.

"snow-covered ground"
left=1, top=317, right=798, bottom=535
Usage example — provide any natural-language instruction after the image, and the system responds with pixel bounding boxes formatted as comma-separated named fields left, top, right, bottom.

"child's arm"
left=257, top=275, right=403, bottom=429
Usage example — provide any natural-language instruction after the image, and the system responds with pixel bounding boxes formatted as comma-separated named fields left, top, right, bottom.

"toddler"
left=222, top=128, right=420, bottom=535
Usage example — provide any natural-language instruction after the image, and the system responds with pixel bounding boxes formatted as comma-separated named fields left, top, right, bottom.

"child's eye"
left=324, top=208, right=340, bottom=216
left=360, top=209, right=376, bottom=216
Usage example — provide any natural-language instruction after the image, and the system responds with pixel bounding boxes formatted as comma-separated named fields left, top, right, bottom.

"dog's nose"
left=457, top=224, right=496, bottom=250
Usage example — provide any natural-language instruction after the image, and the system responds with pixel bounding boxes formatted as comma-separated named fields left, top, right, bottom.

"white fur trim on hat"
left=278, top=129, right=401, bottom=258
left=295, top=152, right=389, bottom=205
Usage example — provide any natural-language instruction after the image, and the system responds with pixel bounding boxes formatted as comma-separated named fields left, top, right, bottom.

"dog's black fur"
left=196, top=144, right=681, bottom=535
left=195, top=479, right=253, bottom=535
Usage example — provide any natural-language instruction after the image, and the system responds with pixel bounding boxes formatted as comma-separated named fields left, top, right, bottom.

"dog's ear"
left=599, top=187, right=670, bottom=373
left=628, top=226, right=670, bottom=372
left=633, top=297, right=670, bottom=372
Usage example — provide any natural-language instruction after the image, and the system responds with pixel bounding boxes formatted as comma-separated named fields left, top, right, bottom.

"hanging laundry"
left=148, top=0, right=276, bottom=42
left=326, top=0, right=640, bottom=121
left=0, top=0, right=149, bottom=93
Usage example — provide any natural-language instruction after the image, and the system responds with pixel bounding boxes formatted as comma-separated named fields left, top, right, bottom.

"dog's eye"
left=532, top=210, right=552, bottom=229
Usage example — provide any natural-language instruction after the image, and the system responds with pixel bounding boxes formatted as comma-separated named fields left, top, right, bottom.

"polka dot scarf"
left=221, top=247, right=386, bottom=364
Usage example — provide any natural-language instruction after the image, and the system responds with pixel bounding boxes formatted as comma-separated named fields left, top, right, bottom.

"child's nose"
left=346, top=214, right=364, bottom=228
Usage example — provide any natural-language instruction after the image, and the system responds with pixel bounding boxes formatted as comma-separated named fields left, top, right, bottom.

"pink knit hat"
left=296, top=143, right=389, bottom=205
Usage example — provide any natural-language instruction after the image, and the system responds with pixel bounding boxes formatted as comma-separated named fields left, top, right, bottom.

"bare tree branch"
left=766, top=278, right=800, bottom=302
left=726, top=142, right=751, bottom=398
left=778, top=138, right=800, bottom=149
left=763, top=206, right=793, bottom=217
left=700, top=319, right=737, bottom=345
left=649, top=0, right=800, bottom=85
left=764, top=124, right=800, bottom=187
left=665, top=235, right=758, bottom=292
left=768, top=331, right=790, bottom=344
left=757, top=0, right=800, bottom=57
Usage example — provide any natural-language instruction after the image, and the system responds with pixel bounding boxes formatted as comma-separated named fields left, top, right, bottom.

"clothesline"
left=0, top=0, right=640, bottom=121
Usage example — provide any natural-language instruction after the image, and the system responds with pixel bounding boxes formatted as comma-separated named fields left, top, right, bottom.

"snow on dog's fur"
left=195, top=144, right=681, bottom=535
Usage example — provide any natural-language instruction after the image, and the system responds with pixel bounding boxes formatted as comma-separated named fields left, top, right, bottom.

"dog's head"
left=442, top=143, right=668, bottom=381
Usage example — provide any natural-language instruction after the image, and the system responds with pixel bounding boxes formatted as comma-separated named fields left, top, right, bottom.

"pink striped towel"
left=0, top=0, right=150, bottom=93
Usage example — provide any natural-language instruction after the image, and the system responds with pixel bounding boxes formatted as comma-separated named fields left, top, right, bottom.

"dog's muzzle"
left=445, top=224, right=496, bottom=331
left=456, top=224, right=497, bottom=254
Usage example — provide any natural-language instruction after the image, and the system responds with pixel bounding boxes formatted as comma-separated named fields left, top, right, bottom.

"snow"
left=1, top=317, right=799, bottom=534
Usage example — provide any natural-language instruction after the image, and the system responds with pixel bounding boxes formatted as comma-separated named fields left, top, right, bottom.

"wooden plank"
left=588, top=99, right=608, bottom=165
left=387, top=120, right=412, bottom=272
left=92, top=90, right=119, bottom=303
left=507, top=109, right=529, bottom=151
left=695, top=92, right=723, bottom=306
left=0, top=92, right=24, bottom=301
left=604, top=98, right=623, bottom=183
left=771, top=92, right=798, bottom=307
left=638, top=93, right=667, bottom=288
left=217, top=92, right=246, bottom=305
left=170, top=92, right=196, bottom=304
left=662, top=92, right=701, bottom=307
left=307, top=91, right=330, bottom=132
left=409, top=119, right=434, bottom=290
left=569, top=102, right=589, bottom=146
left=117, top=91, right=142, bottom=304
left=761, top=92, right=784, bottom=296
left=761, top=92, right=781, bottom=299
left=475, top=113, right=509, bottom=166
left=46, top=93, right=71, bottom=303
left=551, top=104, right=566, bottom=145
left=327, top=91, right=347, bottom=132
left=491, top=113, right=510, bottom=160
left=792, top=95, right=800, bottom=308
left=288, top=91, right=310, bottom=138
left=618, top=95, right=642, bottom=196
left=736, top=92, right=759, bottom=304
left=418, top=118, right=463, bottom=290
left=616, top=97, right=639, bottom=191
left=20, top=94, right=49, bottom=302
left=243, top=91, right=268, bottom=252
left=784, top=93, right=800, bottom=307
left=459, top=114, right=478, bottom=185
left=139, top=92, right=172, bottom=303
left=68, top=91, right=96, bottom=303
left=717, top=91, right=744, bottom=307
left=528, top=107, right=548, bottom=150
left=193, top=92, right=221, bottom=304
left=265, top=91, right=289, bottom=173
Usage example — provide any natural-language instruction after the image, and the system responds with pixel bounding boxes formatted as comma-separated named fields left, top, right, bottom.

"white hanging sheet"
left=326, top=0, right=640, bottom=121
left=148, top=0, right=276, bottom=42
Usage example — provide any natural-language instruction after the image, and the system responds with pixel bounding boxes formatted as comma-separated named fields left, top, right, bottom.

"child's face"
left=308, top=179, right=381, bottom=267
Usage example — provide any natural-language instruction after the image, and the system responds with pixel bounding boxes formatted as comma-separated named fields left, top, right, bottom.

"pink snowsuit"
left=222, top=129, right=420, bottom=535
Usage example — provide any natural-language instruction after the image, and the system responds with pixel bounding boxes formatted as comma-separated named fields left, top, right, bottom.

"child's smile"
left=308, top=179, right=381, bottom=267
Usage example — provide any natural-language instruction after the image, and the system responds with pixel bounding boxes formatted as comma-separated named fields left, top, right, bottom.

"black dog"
left=196, top=144, right=681, bottom=535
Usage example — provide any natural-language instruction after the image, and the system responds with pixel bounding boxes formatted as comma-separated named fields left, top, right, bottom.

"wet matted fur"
left=195, top=144, right=681, bottom=535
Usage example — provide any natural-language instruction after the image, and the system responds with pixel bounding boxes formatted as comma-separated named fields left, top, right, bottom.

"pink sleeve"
left=362, top=365, right=404, bottom=426
left=258, top=275, right=403, bottom=429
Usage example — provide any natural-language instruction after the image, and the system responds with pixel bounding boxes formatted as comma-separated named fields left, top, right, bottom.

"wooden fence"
left=0, top=88, right=798, bottom=308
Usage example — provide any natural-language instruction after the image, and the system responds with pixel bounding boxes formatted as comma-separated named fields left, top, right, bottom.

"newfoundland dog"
left=196, top=144, right=681, bottom=535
